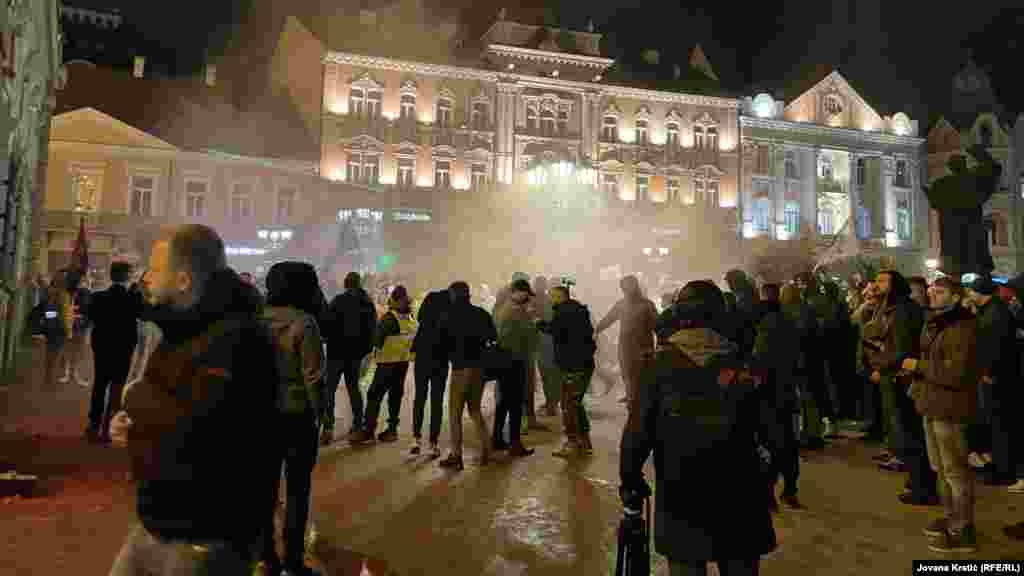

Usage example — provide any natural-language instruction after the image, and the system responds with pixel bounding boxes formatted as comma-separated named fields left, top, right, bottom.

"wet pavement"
left=3, top=343, right=1023, bottom=575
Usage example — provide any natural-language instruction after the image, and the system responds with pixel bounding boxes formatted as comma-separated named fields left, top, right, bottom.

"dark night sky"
left=85, top=0, right=1023, bottom=126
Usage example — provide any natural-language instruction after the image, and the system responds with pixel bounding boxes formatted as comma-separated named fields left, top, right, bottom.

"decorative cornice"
left=740, top=116, right=925, bottom=148
left=324, top=52, right=740, bottom=110
left=485, top=44, right=615, bottom=70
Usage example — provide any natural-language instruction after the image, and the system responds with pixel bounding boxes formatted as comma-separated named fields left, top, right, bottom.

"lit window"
left=753, top=197, right=771, bottom=232
left=231, top=182, right=253, bottom=224
left=398, top=158, right=415, bottom=187
left=349, top=88, right=364, bottom=116
left=694, top=169, right=718, bottom=207
left=185, top=180, right=207, bottom=218
left=706, top=126, right=717, bottom=150
left=817, top=207, right=834, bottom=235
left=601, top=173, right=619, bottom=197
left=602, top=116, right=618, bottom=141
left=856, top=205, right=871, bottom=239
left=541, top=110, right=556, bottom=136
left=856, top=158, right=866, bottom=186
left=471, top=163, right=488, bottom=190
left=819, top=155, right=833, bottom=180
left=557, top=109, right=569, bottom=135
left=366, top=91, right=381, bottom=118
left=526, top=107, right=538, bottom=132
left=471, top=101, right=488, bottom=130
left=400, top=94, right=416, bottom=120
left=635, top=119, right=648, bottom=145
left=277, top=187, right=296, bottom=221
left=785, top=153, right=798, bottom=179
left=666, top=123, right=679, bottom=147
left=667, top=177, right=680, bottom=203
left=70, top=168, right=102, bottom=212
left=129, top=175, right=154, bottom=217
left=784, top=202, right=800, bottom=234
left=436, top=98, right=452, bottom=127
left=435, top=161, right=451, bottom=188
left=897, top=207, right=911, bottom=240
left=895, top=160, right=909, bottom=187
left=706, top=180, right=719, bottom=207
left=694, top=125, right=705, bottom=149
left=636, top=175, right=649, bottom=202
left=347, top=153, right=379, bottom=184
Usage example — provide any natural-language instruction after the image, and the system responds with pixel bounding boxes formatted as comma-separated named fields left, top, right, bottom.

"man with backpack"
left=620, top=280, right=775, bottom=576
left=321, top=272, right=377, bottom=444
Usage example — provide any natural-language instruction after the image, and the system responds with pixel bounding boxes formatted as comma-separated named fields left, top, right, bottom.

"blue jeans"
left=108, top=525, right=256, bottom=576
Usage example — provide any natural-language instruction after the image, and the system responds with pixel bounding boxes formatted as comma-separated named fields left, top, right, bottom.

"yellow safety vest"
left=377, top=312, right=417, bottom=364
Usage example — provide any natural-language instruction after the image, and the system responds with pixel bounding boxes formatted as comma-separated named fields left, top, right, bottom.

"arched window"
left=666, top=122, right=679, bottom=147
left=706, top=126, right=718, bottom=150
left=602, top=115, right=618, bottom=141
left=784, top=202, right=800, bottom=235
left=400, top=94, right=416, bottom=120
left=436, top=97, right=452, bottom=127
left=540, top=109, right=556, bottom=136
left=694, top=125, right=705, bottom=149
left=817, top=206, right=834, bottom=235
left=785, top=152, right=798, bottom=179
left=349, top=88, right=365, bottom=116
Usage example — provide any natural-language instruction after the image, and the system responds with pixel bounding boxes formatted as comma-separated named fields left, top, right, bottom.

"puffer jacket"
left=262, top=306, right=325, bottom=416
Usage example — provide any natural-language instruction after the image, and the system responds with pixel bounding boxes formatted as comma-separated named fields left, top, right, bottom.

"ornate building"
left=739, top=71, right=929, bottom=274
left=925, top=57, right=1022, bottom=277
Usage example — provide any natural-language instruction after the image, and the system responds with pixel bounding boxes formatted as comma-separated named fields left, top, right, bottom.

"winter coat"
left=411, top=290, right=450, bottom=363
left=908, top=305, right=978, bottom=421
left=323, top=288, right=377, bottom=360
left=974, top=296, right=1016, bottom=410
left=262, top=306, right=325, bottom=416
left=495, top=299, right=538, bottom=359
left=88, top=284, right=143, bottom=356
left=752, top=301, right=800, bottom=415
left=537, top=299, right=596, bottom=372
left=123, top=268, right=279, bottom=544
left=862, top=299, right=922, bottom=375
left=447, top=301, right=497, bottom=370
left=620, top=327, right=776, bottom=562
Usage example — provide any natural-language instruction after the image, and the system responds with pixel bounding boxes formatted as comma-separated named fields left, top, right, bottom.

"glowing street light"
left=642, top=247, right=653, bottom=256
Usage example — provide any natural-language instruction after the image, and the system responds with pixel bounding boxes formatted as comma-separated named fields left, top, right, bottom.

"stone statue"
left=498, top=8, right=506, bottom=20
left=922, top=144, right=1002, bottom=277
left=587, top=19, right=595, bottom=33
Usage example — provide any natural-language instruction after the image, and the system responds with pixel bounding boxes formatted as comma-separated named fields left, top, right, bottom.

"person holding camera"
left=620, top=281, right=775, bottom=576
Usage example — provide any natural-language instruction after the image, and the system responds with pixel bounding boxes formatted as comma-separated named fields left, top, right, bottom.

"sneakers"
left=1007, top=479, right=1024, bottom=494
left=348, top=429, right=374, bottom=444
left=780, top=493, right=804, bottom=511
left=928, top=525, right=978, bottom=554
left=429, top=442, right=441, bottom=459
left=923, top=517, right=949, bottom=538
left=439, top=452, right=464, bottom=471
left=553, top=441, right=579, bottom=459
left=409, top=438, right=422, bottom=455
left=377, top=428, right=398, bottom=443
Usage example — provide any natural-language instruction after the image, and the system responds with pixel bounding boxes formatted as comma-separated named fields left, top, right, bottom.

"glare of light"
left=753, top=94, right=774, bottom=118
left=719, top=196, right=737, bottom=208
left=329, top=100, right=345, bottom=115
left=719, top=135, right=735, bottom=151
left=329, top=167, right=345, bottom=181
left=642, top=247, right=652, bottom=256
left=594, top=75, right=602, bottom=82
left=226, top=246, right=267, bottom=256
left=454, top=177, right=470, bottom=190
left=776, top=223, right=788, bottom=240
left=681, top=132, right=694, bottom=148
left=925, top=258, right=939, bottom=269
left=862, top=122, right=876, bottom=132
left=885, top=231, right=899, bottom=247
left=379, top=174, right=396, bottom=185
left=658, top=247, right=669, bottom=256
left=281, top=230, right=293, bottom=240
left=270, top=231, right=281, bottom=241
left=551, top=70, right=559, bottom=77
left=618, top=129, right=634, bottom=143
left=257, top=230, right=269, bottom=240
left=417, top=176, right=432, bottom=187
left=382, top=111, right=396, bottom=121
left=507, top=63, right=515, bottom=70
left=742, top=222, right=755, bottom=238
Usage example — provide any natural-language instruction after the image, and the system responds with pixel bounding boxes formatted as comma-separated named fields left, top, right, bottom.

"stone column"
left=583, top=91, right=602, bottom=162
left=848, top=149, right=859, bottom=238
left=772, top=142, right=786, bottom=238
left=495, top=81, right=519, bottom=185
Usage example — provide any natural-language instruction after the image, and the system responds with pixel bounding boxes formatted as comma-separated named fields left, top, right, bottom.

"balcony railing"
left=818, top=178, right=846, bottom=195
left=337, top=114, right=388, bottom=141
left=431, top=130, right=458, bottom=148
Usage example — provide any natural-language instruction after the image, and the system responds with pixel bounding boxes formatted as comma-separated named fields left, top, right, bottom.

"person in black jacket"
left=107, top=224, right=279, bottom=575
left=321, top=272, right=377, bottom=444
left=537, top=285, right=597, bottom=458
left=620, top=280, right=775, bottom=576
left=439, top=281, right=497, bottom=471
left=409, top=289, right=450, bottom=459
left=85, top=261, right=143, bottom=443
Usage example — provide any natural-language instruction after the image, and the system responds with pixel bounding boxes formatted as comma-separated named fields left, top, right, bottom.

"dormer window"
left=602, top=115, right=618, bottom=141
left=526, top=107, right=538, bottom=132
left=666, top=122, right=679, bottom=147
left=635, top=119, right=648, bottom=145
left=436, top=97, right=452, bottom=127
left=819, top=155, right=833, bottom=180
left=400, top=94, right=416, bottom=120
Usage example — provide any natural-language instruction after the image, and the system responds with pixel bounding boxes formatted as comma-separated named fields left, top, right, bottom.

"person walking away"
left=321, top=272, right=377, bottom=444
left=439, top=281, right=496, bottom=470
left=595, top=275, right=657, bottom=408
left=107, top=225, right=279, bottom=575
left=901, top=276, right=979, bottom=553
left=409, top=288, right=451, bottom=458
left=964, top=273, right=1017, bottom=486
left=620, top=280, right=776, bottom=576
left=260, top=262, right=326, bottom=576
left=795, top=272, right=837, bottom=442
left=863, top=269, right=936, bottom=505
left=534, top=276, right=563, bottom=417
left=85, top=262, right=143, bottom=443
left=41, top=270, right=70, bottom=390
left=491, top=279, right=537, bottom=457
left=538, top=284, right=598, bottom=458
left=350, top=286, right=417, bottom=444
left=753, top=283, right=803, bottom=511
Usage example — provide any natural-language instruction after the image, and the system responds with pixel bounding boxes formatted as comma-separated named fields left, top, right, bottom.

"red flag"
left=71, top=217, right=89, bottom=273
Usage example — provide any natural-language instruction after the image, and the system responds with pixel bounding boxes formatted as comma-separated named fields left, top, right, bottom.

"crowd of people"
left=24, top=221, right=1024, bottom=574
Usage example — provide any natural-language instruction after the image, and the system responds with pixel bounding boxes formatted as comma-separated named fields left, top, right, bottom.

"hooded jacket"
left=411, top=290, right=450, bottom=362
left=262, top=306, right=325, bottom=416
left=123, top=268, right=278, bottom=544
left=862, top=275, right=922, bottom=375
left=620, top=326, right=775, bottom=562
left=537, top=299, right=596, bottom=372
left=446, top=299, right=497, bottom=370
left=908, top=305, right=978, bottom=421
left=323, top=287, right=377, bottom=360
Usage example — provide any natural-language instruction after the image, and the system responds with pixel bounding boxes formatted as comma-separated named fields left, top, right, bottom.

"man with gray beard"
left=595, top=275, right=658, bottom=409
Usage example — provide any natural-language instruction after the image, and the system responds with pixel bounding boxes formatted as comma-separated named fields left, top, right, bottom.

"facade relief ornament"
left=603, top=101, right=621, bottom=117
left=693, top=111, right=717, bottom=126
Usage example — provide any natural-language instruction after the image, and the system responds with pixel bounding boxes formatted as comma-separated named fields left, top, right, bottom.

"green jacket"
left=262, top=306, right=325, bottom=415
left=495, top=300, right=538, bottom=358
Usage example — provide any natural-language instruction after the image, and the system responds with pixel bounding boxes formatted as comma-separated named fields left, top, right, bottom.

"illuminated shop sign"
left=393, top=210, right=431, bottom=223
left=226, top=246, right=268, bottom=256
left=339, top=208, right=384, bottom=222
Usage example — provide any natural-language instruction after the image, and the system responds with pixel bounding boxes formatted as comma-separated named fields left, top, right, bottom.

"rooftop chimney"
left=133, top=55, right=145, bottom=78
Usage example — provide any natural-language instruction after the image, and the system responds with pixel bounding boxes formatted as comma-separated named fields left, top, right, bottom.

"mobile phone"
left=45, top=311, right=57, bottom=319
